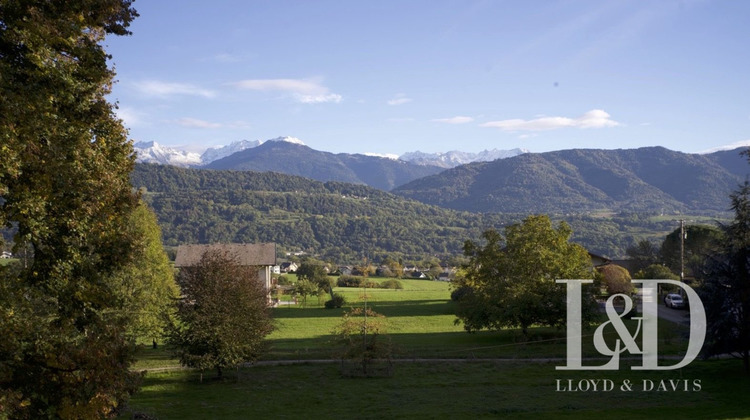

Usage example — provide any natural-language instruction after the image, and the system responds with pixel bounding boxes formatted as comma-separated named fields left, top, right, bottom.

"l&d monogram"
left=556, top=280, right=706, bottom=371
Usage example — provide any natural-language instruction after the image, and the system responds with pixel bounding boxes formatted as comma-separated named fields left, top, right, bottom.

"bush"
left=450, top=286, right=473, bottom=302
left=336, top=275, right=378, bottom=288
left=325, top=293, right=346, bottom=309
left=276, top=275, right=292, bottom=286
left=380, top=279, right=403, bottom=289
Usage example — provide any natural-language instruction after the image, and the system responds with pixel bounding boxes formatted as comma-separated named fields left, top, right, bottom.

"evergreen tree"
left=700, top=181, right=750, bottom=374
left=108, top=203, right=180, bottom=346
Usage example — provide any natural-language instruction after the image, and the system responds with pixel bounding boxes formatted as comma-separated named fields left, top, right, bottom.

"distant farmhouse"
left=175, top=243, right=277, bottom=299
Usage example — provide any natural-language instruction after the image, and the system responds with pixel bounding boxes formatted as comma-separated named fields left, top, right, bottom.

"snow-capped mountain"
left=399, top=148, right=528, bottom=168
left=200, top=140, right=262, bottom=164
left=134, top=136, right=306, bottom=166
left=134, top=135, right=522, bottom=169
left=267, top=136, right=305, bottom=146
left=133, top=141, right=202, bottom=167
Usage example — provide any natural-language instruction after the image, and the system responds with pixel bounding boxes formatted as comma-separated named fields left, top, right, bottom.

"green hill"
left=131, top=163, right=510, bottom=262
left=392, top=147, right=747, bottom=214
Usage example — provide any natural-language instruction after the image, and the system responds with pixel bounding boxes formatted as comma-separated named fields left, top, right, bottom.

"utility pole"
left=680, top=219, right=686, bottom=282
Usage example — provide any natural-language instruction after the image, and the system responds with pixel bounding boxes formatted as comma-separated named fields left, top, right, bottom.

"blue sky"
left=106, top=0, right=750, bottom=156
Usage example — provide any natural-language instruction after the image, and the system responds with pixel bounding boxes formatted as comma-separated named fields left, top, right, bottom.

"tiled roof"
left=175, top=243, right=276, bottom=267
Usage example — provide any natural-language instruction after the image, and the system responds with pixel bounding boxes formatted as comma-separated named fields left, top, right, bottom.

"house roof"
left=175, top=243, right=276, bottom=267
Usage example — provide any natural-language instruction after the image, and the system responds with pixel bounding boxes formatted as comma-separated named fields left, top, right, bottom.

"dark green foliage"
left=393, top=147, right=748, bottom=214
left=633, top=264, right=679, bottom=280
left=296, top=262, right=331, bottom=293
left=380, top=279, right=404, bottom=289
left=169, top=250, right=273, bottom=378
left=131, top=162, right=721, bottom=261
left=455, top=215, right=596, bottom=336
left=131, top=163, right=510, bottom=262
left=324, top=293, right=346, bottom=309
left=660, top=224, right=724, bottom=278
left=699, top=180, right=750, bottom=374
left=337, top=275, right=378, bottom=288
left=450, top=285, right=473, bottom=302
left=625, top=239, right=661, bottom=273
left=0, top=1, right=142, bottom=417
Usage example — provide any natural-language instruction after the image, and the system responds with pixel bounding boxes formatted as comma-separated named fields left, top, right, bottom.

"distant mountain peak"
left=133, top=141, right=202, bottom=167
left=200, top=139, right=261, bottom=164
left=399, top=148, right=528, bottom=168
left=268, top=136, right=305, bottom=145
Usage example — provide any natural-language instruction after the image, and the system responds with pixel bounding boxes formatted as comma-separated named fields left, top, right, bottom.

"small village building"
left=175, top=243, right=277, bottom=298
left=279, top=262, right=298, bottom=273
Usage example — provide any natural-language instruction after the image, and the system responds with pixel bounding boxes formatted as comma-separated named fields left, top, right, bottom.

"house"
left=0, top=251, right=11, bottom=259
left=279, top=262, right=298, bottom=273
left=175, top=243, right=277, bottom=299
left=588, top=252, right=611, bottom=268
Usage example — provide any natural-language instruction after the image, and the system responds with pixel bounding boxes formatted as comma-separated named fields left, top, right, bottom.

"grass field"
left=121, top=278, right=750, bottom=419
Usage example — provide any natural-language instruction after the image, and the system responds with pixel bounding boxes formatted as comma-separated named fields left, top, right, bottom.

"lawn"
left=122, top=278, right=750, bottom=419
left=121, top=359, right=750, bottom=419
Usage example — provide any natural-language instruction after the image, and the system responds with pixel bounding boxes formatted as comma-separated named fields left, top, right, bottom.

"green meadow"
left=122, top=278, right=750, bottom=419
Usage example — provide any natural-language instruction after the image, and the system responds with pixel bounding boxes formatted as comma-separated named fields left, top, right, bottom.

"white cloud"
left=233, top=78, right=342, bottom=103
left=134, top=80, right=216, bottom=98
left=432, top=116, right=474, bottom=124
left=388, top=93, right=412, bottom=106
left=480, top=109, right=619, bottom=131
left=297, top=93, right=343, bottom=104
left=176, top=118, right=223, bottom=129
left=115, top=106, right=143, bottom=127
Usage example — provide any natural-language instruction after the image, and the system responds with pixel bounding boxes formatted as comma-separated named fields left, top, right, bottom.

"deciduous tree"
left=454, top=215, right=595, bottom=337
left=0, top=1, right=141, bottom=417
left=169, top=250, right=274, bottom=379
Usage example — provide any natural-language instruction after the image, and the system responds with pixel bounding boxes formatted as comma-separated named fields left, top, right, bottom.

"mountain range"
left=393, top=146, right=749, bottom=214
left=134, top=135, right=750, bottom=215
left=133, top=136, right=528, bottom=170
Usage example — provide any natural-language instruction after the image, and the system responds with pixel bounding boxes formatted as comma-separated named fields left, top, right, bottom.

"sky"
left=105, top=0, right=750, bottom=156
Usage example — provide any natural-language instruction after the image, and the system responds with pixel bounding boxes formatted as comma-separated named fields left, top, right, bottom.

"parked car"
left=664, top=293, right=685, bottom=309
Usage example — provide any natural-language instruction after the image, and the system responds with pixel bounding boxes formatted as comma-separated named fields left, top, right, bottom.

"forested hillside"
left=131, top=164, right=509, bottom=261
left=131, top=164, right=687, bottom=261
left=393, top=147, right=747, bottom=214
left=203, top=140, right=444, bottom=190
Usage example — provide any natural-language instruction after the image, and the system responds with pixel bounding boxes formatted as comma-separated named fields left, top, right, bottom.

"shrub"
left=276, top=275, right=292, bottom=286
left=325, top=293, right=346, bottom=309
left=336, top=275, right=378, bottom=288
left=450, top=285, right=473, bottom=302
left=380, top=279, right=403, bottom=289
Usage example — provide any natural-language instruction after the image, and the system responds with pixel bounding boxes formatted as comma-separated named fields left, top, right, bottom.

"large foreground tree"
left=169, top=250, right=274, bottom=380
left=700, top=181, right=750, bottom=375
left=0, top=1, right=141, bottom=417
left=454, top=215, right=596, bottom=336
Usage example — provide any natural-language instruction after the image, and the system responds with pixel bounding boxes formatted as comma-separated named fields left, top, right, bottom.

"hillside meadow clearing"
left=122, top=278, right=750, bottom=419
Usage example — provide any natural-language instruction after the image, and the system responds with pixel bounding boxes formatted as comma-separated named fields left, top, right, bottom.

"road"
left=658, top=302, right=692, bottom=326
